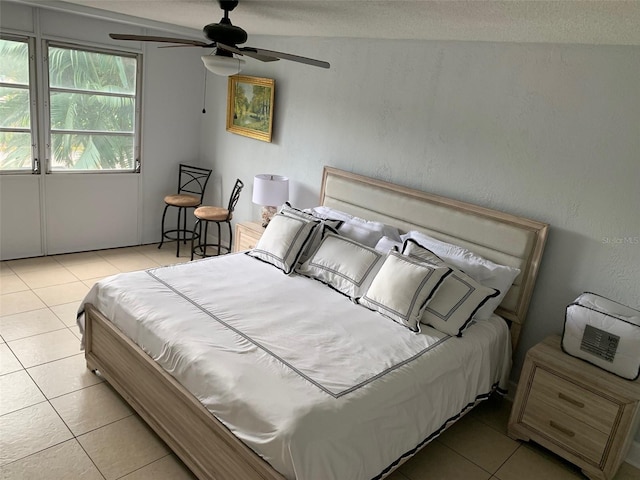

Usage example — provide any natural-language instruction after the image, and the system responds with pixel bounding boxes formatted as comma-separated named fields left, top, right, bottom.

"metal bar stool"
left=158, top=164, right=212, bottom=257
left=191, top=178, right=244, bottom=260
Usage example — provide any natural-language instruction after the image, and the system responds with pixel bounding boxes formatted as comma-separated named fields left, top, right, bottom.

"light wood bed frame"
left=85, top=166, right=548, bottom=480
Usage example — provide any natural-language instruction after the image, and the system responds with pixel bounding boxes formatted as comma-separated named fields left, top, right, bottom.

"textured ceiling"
left=12, top=1, right=640, bottom=45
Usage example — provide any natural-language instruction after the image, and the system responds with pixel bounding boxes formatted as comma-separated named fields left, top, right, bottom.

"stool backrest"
left=177, top=164, right=212, bottom=202
left=227, top=179, right=244, bottom=215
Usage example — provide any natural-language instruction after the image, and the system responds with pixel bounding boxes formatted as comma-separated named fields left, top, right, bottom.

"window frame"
left=0, top=34, right=39, bottom=174
left=43, top=40, right=142, bottom=174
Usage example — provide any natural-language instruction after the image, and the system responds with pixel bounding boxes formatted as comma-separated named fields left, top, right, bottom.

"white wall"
left=0, top=3, right=205, bottom=256
left=200, top=37, right=640, bottom=380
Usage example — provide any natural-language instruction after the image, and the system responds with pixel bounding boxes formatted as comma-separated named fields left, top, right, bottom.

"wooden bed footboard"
left=84, top=303, right=286, bottom=480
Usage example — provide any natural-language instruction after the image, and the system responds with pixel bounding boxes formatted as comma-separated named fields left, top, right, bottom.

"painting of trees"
left=227, top=76, right=274, bottom=142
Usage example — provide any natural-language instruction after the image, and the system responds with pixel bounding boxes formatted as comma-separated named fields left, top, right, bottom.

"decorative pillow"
left=402, top=239, right=499, bottom=336
left=297, top=233, right=385, bottom=299
left=401, top=230, right=520, bottom=320
left=280, top=203, right=343, bottom=263
left=248, top=213, right=319, bottom=274
left=357, top=251, right=451, bottom=332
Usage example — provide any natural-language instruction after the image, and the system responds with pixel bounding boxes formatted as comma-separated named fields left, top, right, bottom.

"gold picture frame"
left=226, top=75, right=275, bottom=143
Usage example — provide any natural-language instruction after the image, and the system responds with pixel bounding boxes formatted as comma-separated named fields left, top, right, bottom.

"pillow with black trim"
left=357, top=251, right=451, bottom=332
left=247, top=213, right=319, bottom=274
left=296, top=233, right=385, bottom=299
left=280, top=203, right=343, bottom=263
left=401, top=230, right=520, bottom=320
left=403, top=239, right=499, bottom=336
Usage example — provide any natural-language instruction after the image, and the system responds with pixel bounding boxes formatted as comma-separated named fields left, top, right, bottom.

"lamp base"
left=260, top=206, right=277, bottom=228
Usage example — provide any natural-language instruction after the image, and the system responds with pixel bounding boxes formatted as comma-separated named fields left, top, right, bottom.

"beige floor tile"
left=0, top=308, right=66, bottom=342
left=0, top=439, right=103, bottom=480
left=82, top=276, right=110, bottom=289
left=0, top=291, right=47, bottom=317
left=8, top=329, right=81, bottom=368
left=469, top=395, right=513, bottom=435
left=134, top=243, right=161, bottom=253
left=104, top=254, right=160, bottom=273
left=0, top=402, right=72, bottom=466
left=63, top=260, right=120, bottom=280
left=494, top=444, right=582, bottom=480
left=614, top=462, right=640, bottom=480
left=5, top=256, right=58, bottom=274
left=120, top=454, right=197, bottom=480
left=50, top=382, right=133, bottom=435
left=97, top=247, right=145, bottom=258
left=0, top=344, right=23, bottom=376
left=50, top=301, right=81, bottom=327
left=68, top=325, right=83, bottom=341
left=32, top=281, right=89, bottom=307
left=400, top=441, right=491, bottom=480
left=438, top=416, right=519, bottom=473
left=78, top=415, right=169, bottom=480
left=0, top=262, right=14, bottom=276
left=384, top=471, right=411, bottom=480
left=52, top=251, right=102, bottom=267
left=140, top=250, right=191, bottom=266
left=27, top=353, right=103, bottom=399
left=0, top=370, right=46, bottom=416
left=15, top=266, right=78, bottom=290
left=0, top=275, right=29, bottom=294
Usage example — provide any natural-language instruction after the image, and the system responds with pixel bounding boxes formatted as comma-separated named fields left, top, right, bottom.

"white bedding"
left=79, top=252, right=511, bottom=480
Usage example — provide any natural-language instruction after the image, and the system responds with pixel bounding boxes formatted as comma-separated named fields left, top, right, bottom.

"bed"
left=81, top=166, right=548, bottom=480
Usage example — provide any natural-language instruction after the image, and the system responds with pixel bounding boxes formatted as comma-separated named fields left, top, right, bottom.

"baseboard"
left=627, top=440, right=640, bottom=468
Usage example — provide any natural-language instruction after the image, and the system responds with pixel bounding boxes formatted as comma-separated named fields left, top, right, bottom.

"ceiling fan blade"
left=216, top=43, right=279, bottom=62
left=109, top=33, right=211, bottom=47
left=243, top=46, right=330, bottom=69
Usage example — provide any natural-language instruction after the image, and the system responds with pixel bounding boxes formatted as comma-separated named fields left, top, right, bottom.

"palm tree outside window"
left=0, top=37, right=142, bottom=173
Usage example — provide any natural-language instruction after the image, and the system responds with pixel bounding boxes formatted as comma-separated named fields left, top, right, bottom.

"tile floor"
left=1, top=244, right=638, bottom=480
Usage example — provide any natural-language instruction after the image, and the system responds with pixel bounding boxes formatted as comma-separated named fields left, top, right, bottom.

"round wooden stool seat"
left=164, top=193, right=200, bottom=207
left=194, top=206, right=232, bottom=222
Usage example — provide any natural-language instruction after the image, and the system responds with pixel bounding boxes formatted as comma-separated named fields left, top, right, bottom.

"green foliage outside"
left=232, top=83, right=271, bottom=133
left=0, top=39, right=138, bottom=171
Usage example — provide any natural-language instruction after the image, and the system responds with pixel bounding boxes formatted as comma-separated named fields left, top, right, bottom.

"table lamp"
left=252, top=174, right=289, bottom=227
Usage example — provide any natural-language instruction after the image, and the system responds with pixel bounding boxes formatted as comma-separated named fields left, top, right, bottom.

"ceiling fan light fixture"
left=201, top=54, right=245, bottom=76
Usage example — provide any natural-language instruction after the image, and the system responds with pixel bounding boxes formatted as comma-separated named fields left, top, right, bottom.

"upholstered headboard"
left=320, top=166, right=548, bottom=351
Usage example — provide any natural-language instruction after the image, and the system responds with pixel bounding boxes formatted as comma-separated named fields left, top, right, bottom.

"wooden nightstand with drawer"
left=508, top=335, right=640, bottom=480
left=233, top=222, right=265, bottom=253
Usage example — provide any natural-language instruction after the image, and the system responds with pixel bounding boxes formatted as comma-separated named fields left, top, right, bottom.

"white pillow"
left=311, top=206, right=401, bottom=247
left=374, top=236, right=402, bottom=254
left=296, top=233, right=385, bottom=299
left=248, top=214, right=319, bottom=274
left=358, top=251, right=451, bottom=332
left=280, top=203, right=343, bottom=263
left=403, top=239, right=499, bottom=336
left=401, top=231, right=520, bottom=320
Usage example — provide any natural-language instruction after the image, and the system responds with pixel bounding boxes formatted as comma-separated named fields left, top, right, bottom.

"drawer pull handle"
left=558, top=393, right=584, bottom=408
left=549, top=420, right=575, bottom=437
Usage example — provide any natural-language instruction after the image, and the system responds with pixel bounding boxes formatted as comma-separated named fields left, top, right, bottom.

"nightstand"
left=233, top=221, right=265, bottom=252
left=508, top=336, right=640, bottom=480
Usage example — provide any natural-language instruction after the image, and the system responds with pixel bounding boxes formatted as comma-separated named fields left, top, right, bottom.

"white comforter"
left=79, top=252, right=511, bottom=480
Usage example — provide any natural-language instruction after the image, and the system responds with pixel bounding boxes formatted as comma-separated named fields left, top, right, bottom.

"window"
left=0, top=36, right=36, bottom=172
left=46, top=43, right=140, bottom=171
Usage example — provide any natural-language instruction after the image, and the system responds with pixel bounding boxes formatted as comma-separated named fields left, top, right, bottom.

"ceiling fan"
left=109, top=0, right=330, bottom=75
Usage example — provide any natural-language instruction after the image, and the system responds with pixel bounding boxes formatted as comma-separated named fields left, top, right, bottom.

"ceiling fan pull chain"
left=202, top=67, right=208, bottom=114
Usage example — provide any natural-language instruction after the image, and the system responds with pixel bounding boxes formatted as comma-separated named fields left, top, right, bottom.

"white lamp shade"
left=201, top=55, right=246, bottom=76
left=252, top=174, right=289, bottom=206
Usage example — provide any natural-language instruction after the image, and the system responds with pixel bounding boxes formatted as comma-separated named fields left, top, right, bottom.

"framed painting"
left=226, top=75, right=275, bottom=142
